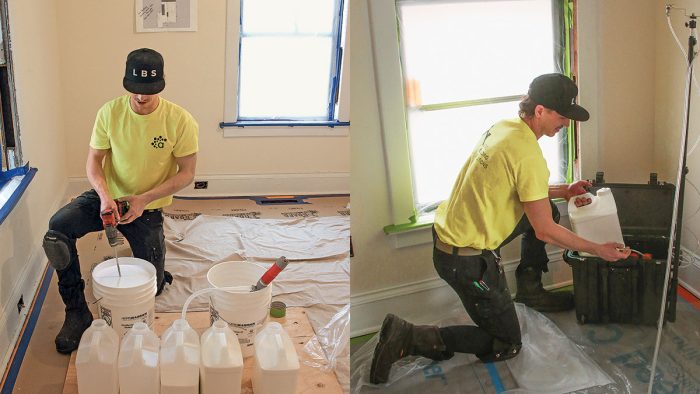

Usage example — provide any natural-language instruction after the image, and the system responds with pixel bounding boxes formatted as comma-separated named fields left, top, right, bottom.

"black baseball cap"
left=123, top=48, right=165, bottom=95
left=528, top=73, right=589, bottom=121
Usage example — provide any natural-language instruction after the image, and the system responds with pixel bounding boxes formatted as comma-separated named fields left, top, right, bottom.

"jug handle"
left=569, top=192, right=596, bottom=210
left=90, top=330, right=102, bottom=361
left=274, top=333, right=296, bottom=366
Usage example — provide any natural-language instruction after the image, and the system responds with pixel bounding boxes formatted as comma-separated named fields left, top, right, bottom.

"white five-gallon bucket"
left=207, top=262, right=272, bottom=358
left=92, top=257, right=157, bottom=337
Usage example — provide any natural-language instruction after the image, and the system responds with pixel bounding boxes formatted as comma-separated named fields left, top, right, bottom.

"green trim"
left=418, top=95, right=523, bottom=112
left=351, top=332, right=376, bottom=348
left=383, top=214, right=434, bottom=234
left=564, top=0, right=576, bottom=183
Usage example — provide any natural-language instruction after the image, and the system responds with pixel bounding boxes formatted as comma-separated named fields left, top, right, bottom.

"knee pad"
left=43, top=230, right=72, bottom=271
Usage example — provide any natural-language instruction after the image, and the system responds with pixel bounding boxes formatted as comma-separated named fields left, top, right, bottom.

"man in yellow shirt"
left=370, top=74, right=630, bottom=384
left=42, top=48, right=198, bottom=353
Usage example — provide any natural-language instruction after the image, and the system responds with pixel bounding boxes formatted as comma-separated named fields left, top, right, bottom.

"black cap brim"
left=559, top=104, right=590, bottom=122
left=123, top=78, right=165, bottom=95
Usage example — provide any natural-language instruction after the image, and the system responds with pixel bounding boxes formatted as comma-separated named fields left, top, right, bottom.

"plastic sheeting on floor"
left=351, top=304, right=613, bottom=393
left=156, top=214, right=350, bottom=312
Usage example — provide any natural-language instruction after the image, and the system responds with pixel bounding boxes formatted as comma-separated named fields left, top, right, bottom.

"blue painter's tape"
left=1, top=265, right=54, bottom=393
left=486, top=362, right=505, bottom=393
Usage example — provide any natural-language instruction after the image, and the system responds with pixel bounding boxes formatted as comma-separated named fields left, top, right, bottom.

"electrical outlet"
left=17, top=295, right=24, bottom=314
left=194, top=181, right=208, bottom=189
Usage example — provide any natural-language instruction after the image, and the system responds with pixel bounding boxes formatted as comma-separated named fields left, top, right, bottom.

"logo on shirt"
left=151, top=136, right=167, bottom=149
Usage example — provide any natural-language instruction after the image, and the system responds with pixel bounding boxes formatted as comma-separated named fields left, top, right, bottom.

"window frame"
left=0, top=0, right=21, bottom=172
left=220, top=0, right=349, bottom=136
left=367, top=0, right=578, bottom=233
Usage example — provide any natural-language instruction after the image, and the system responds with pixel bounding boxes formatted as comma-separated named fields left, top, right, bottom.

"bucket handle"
left=181, top=285, right=252, bottom=322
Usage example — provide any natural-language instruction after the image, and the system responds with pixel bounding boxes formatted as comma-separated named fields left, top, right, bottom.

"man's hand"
left=565, top=180, right=592, bottom=200
left=117, top=194, right=149, bottom=224
left=594, top=242, right=631, bottom=262
left=99, top=198, right=119, bottom=219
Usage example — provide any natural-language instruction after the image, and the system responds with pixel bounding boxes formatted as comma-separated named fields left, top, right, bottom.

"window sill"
left=0, top=164, right=38, bottom=226
left=386, top=199, right=568, bottom=249
left=219, top=120, right=350, bottom=137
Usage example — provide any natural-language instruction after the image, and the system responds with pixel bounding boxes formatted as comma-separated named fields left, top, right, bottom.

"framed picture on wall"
left=135, top=0, right=198, bottom=33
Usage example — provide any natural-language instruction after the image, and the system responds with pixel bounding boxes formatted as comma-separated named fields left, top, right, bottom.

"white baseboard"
left=350, top=251, right=571, bottom=337
left=67, top=172, right=350, bottom=198
left=679, top=246, right=700, bottom=299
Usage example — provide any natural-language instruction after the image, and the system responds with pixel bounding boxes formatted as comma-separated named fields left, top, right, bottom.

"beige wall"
left=56, top=0, right=349, bottom=179
left=0, top=0, right=68, bottom=363
left=350, top=0, right=658, bottom=297
left=654, top=0, right=700, bottom=251
left=578, top=0, right=656, bottom=182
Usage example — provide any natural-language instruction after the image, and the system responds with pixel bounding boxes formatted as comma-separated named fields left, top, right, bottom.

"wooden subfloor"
left=10, top=195, right=349, bottom=393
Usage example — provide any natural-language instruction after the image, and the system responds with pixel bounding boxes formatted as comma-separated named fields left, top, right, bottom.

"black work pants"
left=48, top=189, right=166, bottom=304
left=434, top=200, right=559, bottom=358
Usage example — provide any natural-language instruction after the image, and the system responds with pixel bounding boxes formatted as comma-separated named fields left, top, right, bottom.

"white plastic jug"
left=160, top=319, right=200, bottom=394
left=76, top=319, right=119, bottom=394
left=200, top=320, right=244, bottom=394
left=568, top=187, right=625, bottom=256
left=118, top=322, right=160, bottom=394
left=207, top=262, right=272, bottom=358
left=252, top=322, right=300, bottom=394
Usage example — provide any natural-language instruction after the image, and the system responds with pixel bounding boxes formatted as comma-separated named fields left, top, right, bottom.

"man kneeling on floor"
left=42, top=48, right=199, bottom=353
left=370, top=73, right=630, bottom=384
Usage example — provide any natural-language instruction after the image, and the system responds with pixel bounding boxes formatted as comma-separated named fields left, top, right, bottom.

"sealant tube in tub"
left=253, top=322, right=300, bottom=394
left=76, top=319, right=120, bottom=394
left=200, top=320, right=244, bottom=394
left=567, top=187, right=625, bottom=256
left=253, top=256, right=289, bottom=291
left=118, top=322, right=160, bottom=394
left=160, top=318, right=201, bottom=394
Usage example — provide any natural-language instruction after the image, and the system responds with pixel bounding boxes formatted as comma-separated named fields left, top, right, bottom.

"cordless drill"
left=101, top=200, right=129, bottom=276
left=100, top=200, right=129, bottom=247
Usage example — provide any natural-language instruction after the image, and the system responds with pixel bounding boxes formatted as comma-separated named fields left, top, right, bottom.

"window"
left=221, top=0, right=348, bottom=133
left=0, top=0, right=20, bottom=172
left=368, top=0, right=576, bottom=230
left=0, top=0, right=34, bottom=226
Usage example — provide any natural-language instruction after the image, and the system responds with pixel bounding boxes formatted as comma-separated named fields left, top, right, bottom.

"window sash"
left=236, top=0, right=344, bottom=122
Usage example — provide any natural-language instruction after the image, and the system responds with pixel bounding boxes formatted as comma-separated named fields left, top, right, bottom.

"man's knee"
left=43, top=230, right=73, bottom=271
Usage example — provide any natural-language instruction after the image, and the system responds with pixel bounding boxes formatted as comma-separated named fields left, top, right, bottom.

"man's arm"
left=86, top=147, right=118, bottom=214
left=548, top=179, right=592, bottom=200
left=119, top=153, right=197, bottom=224
left=522, top=198, right=630, bottom=261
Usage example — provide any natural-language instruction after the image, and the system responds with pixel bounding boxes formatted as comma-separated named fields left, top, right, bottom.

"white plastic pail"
left=568, top=188, right=625, bottom=256
left=207, top=262, right=272, bottom=358
left=92, top=257, right=157, bottom=337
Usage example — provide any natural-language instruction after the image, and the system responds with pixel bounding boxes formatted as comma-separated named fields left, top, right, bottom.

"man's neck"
left=520, top=115, right=542, bottom=140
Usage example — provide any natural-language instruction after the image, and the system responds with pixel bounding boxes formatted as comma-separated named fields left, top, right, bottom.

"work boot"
left=156, top=270, right=173, bottom=296
left=370, top=314, right=450, bottom=384
left=514, top=267, right=574, bottom=312
left=55, top=281, right=93, bottom=354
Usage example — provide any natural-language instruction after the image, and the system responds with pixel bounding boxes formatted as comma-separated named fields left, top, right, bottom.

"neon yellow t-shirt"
left=434, top=118, right=549, bottom=250
left=89, top=95, right=199, bottom=209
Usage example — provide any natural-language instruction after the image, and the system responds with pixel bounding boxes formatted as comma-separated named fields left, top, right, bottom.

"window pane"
left=239, top=37, right=332, bottom=119
left=399, top=0, right=554, bottom=105
left=242, top=0, right=335, bottom=35
left=408, top=102, right=563, bottom=207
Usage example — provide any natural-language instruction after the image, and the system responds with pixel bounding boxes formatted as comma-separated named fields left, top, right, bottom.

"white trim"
left=679, top=246, right=700, bottom=299
left=67, top=172, right=350, bottom=198
left=222, top=126, right=349, bottom=138
left=367, top=0, right=415, bottom=225
left=350, top=251, right=570, bottom=337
